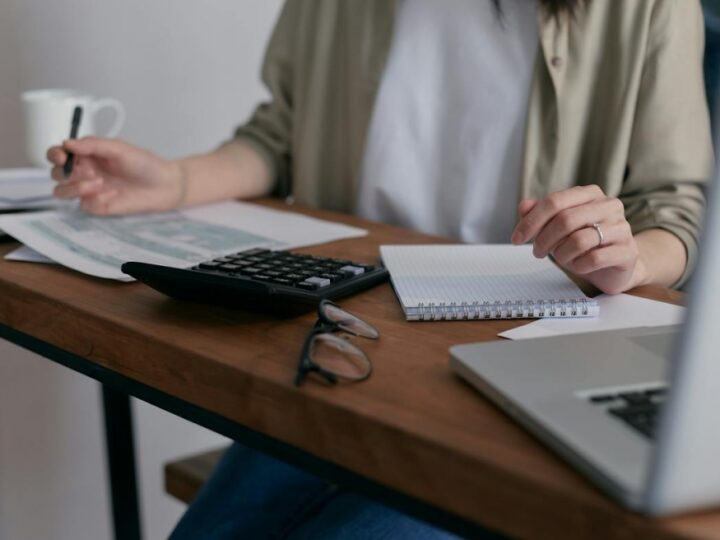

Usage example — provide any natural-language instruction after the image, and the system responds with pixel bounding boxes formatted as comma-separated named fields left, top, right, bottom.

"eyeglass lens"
left=308, top=333, right=371, bottom=381
left=321, top=302, right=379, bottom=339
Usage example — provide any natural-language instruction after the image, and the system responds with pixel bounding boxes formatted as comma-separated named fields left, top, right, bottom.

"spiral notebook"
left=380, top=245, right=599, bottom=321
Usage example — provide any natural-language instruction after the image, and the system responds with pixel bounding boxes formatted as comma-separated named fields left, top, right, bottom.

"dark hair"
left=539, top=0, right=580, bottom=13
left=492, top=0, right=580, bottom=15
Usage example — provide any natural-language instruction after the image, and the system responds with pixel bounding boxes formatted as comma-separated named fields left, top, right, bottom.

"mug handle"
left=89, top=98, right=126, bottom=138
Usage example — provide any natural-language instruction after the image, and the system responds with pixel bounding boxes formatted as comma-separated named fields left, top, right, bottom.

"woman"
left=47, top=0, right=712, bottom=537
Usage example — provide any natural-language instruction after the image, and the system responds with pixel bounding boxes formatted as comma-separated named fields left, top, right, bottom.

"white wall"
left=0, top=1, right=283, bottom=539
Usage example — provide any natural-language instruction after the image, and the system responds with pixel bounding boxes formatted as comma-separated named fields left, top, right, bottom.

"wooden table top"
left=0, top=199, right=716, bottom=540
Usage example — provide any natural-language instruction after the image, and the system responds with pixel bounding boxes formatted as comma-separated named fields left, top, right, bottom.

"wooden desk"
left=0, top=199, right=716, bottom=540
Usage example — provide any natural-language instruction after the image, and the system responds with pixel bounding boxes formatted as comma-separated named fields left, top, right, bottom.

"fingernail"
left=511, top=232, right=522, bottom=244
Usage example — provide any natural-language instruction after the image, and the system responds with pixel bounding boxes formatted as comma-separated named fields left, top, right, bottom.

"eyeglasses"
left=294, top=299, right=379, bottom=387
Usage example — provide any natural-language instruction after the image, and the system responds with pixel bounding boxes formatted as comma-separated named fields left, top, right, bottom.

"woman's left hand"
left=511, top=185, right=646, bottom=294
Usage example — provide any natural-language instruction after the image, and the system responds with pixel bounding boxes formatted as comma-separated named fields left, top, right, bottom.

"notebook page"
left=380, top=245, right=591, bottom=307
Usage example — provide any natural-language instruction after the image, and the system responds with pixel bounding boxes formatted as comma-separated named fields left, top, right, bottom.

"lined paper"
left=380, top=245, right=597, bottom=320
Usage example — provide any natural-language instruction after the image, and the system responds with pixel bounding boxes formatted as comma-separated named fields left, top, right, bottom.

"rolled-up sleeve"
left=621, top=0, right=714, bottom=288
left=233, top=0, right=300, bottom=198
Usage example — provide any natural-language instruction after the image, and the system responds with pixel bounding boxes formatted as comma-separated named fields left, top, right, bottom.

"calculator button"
left=187, top=250, right=386, bottom=302
left=339, top=265, right=365, bottom=276
left=305, top=277, right=332, bottom=288
left=319, top=272, right=344, bottom=283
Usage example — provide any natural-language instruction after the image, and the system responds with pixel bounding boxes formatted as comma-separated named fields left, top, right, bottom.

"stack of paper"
left=0, top=201, right=367, bottom=281
left=0, top=168, right=59, bottom=210
left=499, top=293, right=685, bottom=340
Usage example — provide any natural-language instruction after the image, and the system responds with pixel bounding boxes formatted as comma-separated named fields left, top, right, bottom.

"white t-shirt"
left=356, top=0, right=538, bottom=243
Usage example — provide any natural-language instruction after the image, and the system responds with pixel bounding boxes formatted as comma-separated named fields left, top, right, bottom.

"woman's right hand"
left=47, top=137, right=185, bottom=215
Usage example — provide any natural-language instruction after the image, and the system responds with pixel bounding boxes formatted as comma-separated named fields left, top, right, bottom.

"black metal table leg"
left=102, top=384, right=143, bottom=540
left=0, top=322, right=490, bottom=539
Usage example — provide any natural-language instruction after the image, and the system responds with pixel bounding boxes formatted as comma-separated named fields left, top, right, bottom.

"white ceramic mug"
left=21, top=89, right=126, bottom=167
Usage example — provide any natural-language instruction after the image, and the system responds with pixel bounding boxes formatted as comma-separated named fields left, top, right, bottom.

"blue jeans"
left=169, top=443, right=468, bottom=539
left=705, top=0, right=720, bottom=120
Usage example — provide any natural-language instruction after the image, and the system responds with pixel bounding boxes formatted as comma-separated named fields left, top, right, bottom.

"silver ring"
left=591, top=223, right=604, bottom=247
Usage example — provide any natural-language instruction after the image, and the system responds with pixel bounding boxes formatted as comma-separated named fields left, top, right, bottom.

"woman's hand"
left=47, top=137, right=185, bottom=215
left=511, top=185, right=648, bottom=294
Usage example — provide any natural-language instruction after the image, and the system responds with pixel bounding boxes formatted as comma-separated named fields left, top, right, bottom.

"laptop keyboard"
left=587, top=387, right=667, bottom=440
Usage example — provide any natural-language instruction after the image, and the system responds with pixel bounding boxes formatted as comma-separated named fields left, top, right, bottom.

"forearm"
left=631, top=229, right=687, bottom=289
left=174, top=139, right=274, bottom=208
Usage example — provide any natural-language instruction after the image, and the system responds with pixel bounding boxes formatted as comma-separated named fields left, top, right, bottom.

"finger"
left=47, top=146, right=67, bottom=166
left=566, top=244, right=638, bottom=276
left=532, top=198, right=626, bottom=257
left=70, top=158, right=100, bottom=180
left=63, top=136, right=127, bottom=160
left=102, top=193, right=146, bottom=215
left=50, top=165, right=98, bottom=182
left=51, top=165, right=67, bottom=182
left=52, top=158, right=99, bottom=183
left=54, top=177, right=105, bottom=199
left=551, top=222, right=632, bottom=266
left=517, top=199, right=537, bottom=218
left=81, top=189, right=119, bottom=215
left=511, top=185, right=606, bottom=244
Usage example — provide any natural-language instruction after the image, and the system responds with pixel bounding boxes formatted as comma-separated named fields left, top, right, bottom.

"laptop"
left=450, top=161, right=720, bottom=515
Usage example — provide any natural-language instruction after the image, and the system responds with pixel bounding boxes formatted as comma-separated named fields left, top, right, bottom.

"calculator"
left=121, top=248, right=389, bottom=316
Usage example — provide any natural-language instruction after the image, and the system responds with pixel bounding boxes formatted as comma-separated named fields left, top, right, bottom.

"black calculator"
left=121, top=248, right=389, bottom=316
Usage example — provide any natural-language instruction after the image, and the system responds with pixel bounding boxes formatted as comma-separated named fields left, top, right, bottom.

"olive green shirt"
left=235, top=0, right=713, bottom=286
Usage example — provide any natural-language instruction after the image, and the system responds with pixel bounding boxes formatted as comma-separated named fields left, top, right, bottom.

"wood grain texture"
left=0, top=199, right=712, bottom=540
left=165, top=448, right=226, bottom=504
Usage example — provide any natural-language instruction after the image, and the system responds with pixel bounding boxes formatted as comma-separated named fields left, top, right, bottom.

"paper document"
left=0, top=201, right=367, bottom=280
left=498, top=293, right=685, bottom=340
left=5, top=245, right=56, bottom=264
left=0, top=168, right=59, bottom=209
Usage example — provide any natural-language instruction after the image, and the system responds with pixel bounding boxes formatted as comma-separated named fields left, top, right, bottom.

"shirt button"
left=551, top=56, right=563, bottom=68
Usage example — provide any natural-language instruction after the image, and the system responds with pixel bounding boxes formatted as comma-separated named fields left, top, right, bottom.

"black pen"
left=63, top=106, right=83, bottom=178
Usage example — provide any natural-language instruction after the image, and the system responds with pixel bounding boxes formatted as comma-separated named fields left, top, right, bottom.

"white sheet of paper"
left=498, top=293, right=685, bottom=340
left=0, top=201, right=367, bottom=281
left=0, top=168, right=59, bottom=208
left=5, top=245, right=56, bottom=264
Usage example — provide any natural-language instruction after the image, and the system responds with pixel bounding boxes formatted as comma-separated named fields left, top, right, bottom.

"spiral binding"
left=408, top=298, right=597, bottom=321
